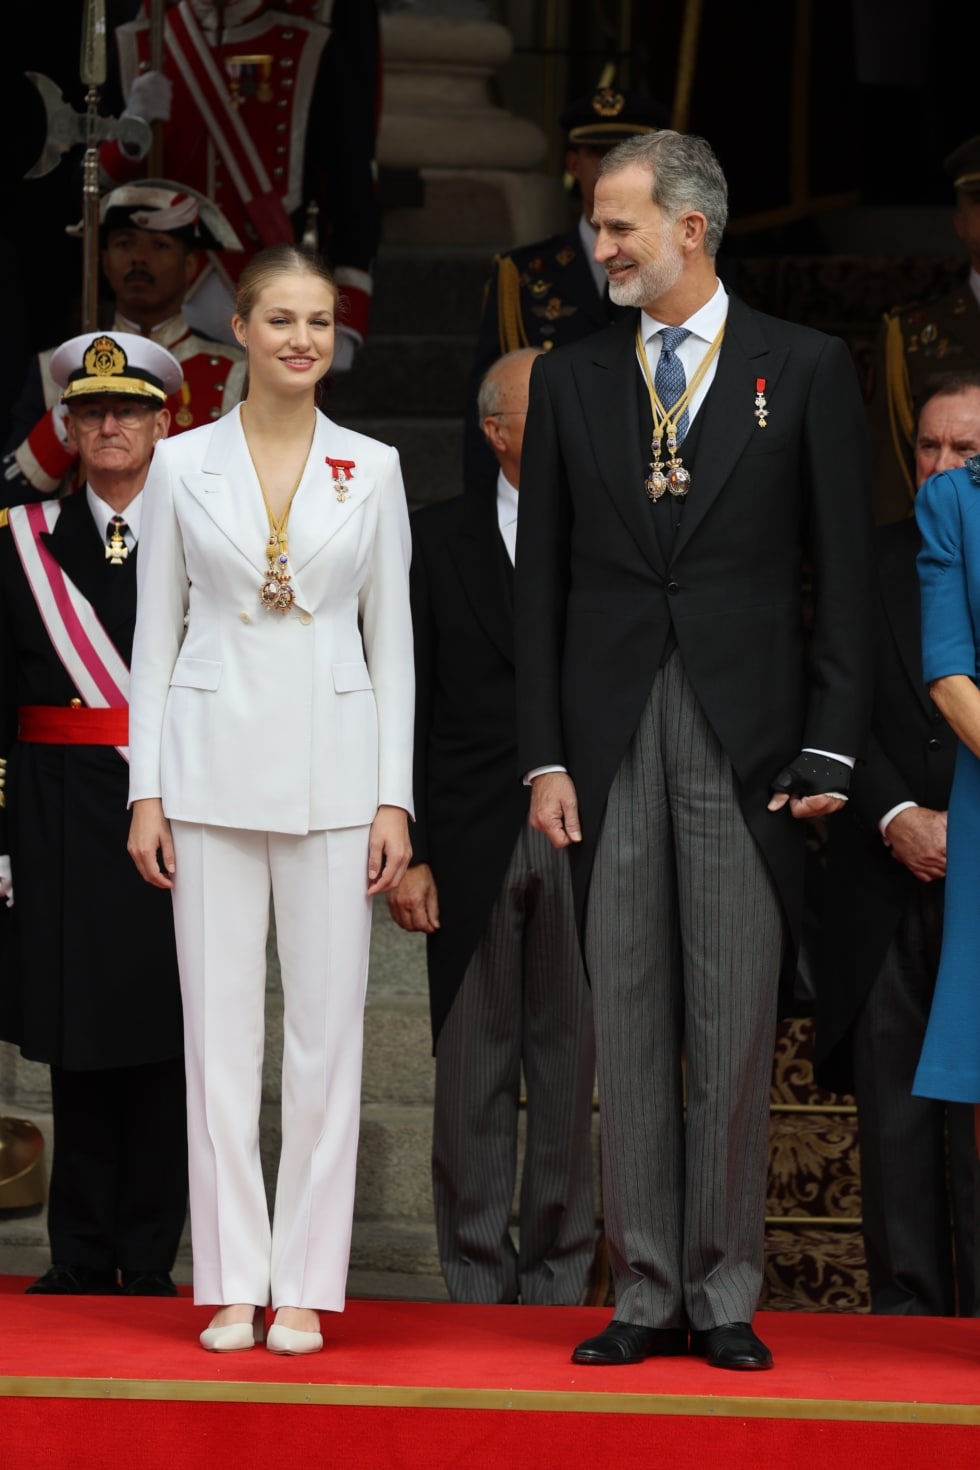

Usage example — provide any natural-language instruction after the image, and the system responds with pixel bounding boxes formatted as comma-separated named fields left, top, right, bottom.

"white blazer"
left=129, top=404, right=414, bottom=834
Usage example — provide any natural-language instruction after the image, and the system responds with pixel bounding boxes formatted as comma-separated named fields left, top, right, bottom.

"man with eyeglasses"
left=0, top=331, right=190, bottom=1297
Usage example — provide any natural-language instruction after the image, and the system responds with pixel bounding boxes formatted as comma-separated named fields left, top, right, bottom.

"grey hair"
left=597, top=130, right=729, bottom=257
left=477, top=347, right=543, bottom=420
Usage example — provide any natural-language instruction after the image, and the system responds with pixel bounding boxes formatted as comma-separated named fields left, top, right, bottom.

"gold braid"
left=883, top=312, right=916, bottom=507
left=495, top=255, right=531, bottom=355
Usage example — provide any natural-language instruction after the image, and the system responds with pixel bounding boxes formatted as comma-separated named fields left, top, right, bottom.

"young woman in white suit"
left=127, top=245, right=414, bottom=1355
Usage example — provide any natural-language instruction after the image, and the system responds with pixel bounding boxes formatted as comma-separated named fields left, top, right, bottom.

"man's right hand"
left=884, top=806, right=947, bottom=882
left=529, top=771, right=582, bottom=850
left=386, top=862, right=440, bottom=933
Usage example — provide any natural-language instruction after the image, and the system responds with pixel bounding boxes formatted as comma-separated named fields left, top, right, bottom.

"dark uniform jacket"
left=464, top=225, right=629, bottom=488
left=868, top=280, right=980, bottom=525
left=814, top=516, right=956, bottom=1092
left=408, top=487, right=529, bottom=1048
left=0, top=492, right=183, bottom=1070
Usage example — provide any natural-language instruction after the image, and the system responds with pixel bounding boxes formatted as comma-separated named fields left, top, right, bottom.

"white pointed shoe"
left=266, top=1323, right=323, bottom=1355
left=200, top=1307, right=266, bottom=1352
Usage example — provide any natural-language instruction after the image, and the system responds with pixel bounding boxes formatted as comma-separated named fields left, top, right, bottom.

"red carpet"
left=1, top=1279, right=978, bottom=1468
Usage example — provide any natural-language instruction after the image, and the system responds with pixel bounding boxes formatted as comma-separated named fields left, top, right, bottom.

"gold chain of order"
left=636, top=320, right=725, bottom=500
left=242, top=412, right=312, bottom=614
left=636, top=320, right=725, bottom=441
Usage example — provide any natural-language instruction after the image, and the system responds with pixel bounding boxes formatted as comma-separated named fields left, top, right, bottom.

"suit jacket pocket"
left=170, top=657, right=222, bottom=691
left=332, top=661, right=374, bottom=693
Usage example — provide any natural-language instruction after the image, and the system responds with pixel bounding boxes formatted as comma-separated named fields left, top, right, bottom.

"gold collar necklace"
left=636, top=320, right=725, bottom=500
left=241, top=408, right=313, bottom=614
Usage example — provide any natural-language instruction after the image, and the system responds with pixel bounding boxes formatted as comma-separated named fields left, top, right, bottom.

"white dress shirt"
left=637, top=278, right=728, bottom=424
left=496, top=470, right=519, bottom=565
left=86, top=485, right=142, bottom=551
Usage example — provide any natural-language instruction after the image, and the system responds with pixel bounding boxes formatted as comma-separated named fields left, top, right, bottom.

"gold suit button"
left=299, top=613, right=313, bottom=626
left=69, top=697, right=82, bottom=708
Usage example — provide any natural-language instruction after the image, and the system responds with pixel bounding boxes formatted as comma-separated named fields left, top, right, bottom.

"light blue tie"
left=655, top=327, right=692, bottom=444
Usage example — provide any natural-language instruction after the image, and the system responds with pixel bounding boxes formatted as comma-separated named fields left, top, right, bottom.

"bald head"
left=478, top=348, right=543, bottom=489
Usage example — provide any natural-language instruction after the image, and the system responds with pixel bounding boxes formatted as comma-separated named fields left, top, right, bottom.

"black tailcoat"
left=0, top=492, right=183, bottom=1069
left=514, top=294, right=875, bottom=974
left=814, top=516, right=956, bottom=1091
left=409, top=488, right=529, bottom=1048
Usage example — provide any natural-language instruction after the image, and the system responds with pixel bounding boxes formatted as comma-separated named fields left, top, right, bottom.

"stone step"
left=362, top=994, right=435, bottom=1106
left=322, top=335, right=475, bottom=421
left=348, top=1218, right=442, bottom=1281
left=369, top=249, right=492, bottom=338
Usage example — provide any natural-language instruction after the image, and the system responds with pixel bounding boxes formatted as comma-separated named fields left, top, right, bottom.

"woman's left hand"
left=366, top=805, right=412, bottom=896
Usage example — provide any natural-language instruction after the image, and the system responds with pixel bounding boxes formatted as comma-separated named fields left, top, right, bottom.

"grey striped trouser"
left=432, top=823, right=596, bottom=1304
left=585, top=650, right=785, bottom=1330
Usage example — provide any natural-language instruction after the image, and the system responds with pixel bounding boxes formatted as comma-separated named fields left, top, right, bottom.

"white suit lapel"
left=288, top=415, right=377, bottom=575
left=182, top=406, right=269, bottom=575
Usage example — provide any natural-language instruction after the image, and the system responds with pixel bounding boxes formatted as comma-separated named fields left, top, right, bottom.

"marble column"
left=378, top=11, right=567, bottom=247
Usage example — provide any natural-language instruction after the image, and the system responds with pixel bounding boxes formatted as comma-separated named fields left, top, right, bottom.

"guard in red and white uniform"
left=102, top=0, right=380, bottom=364
left=3, top=182, right=246, bottom=501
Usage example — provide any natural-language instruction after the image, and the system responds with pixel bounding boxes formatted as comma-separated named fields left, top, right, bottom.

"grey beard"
left=606, top=255, right=684, bottom=310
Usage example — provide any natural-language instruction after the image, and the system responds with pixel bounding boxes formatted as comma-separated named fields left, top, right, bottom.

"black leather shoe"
left=25, top=1263, right=120, bottom=1295
left=572, top=1320, right=688, bottom=1365
left=121, top=1271, right=178, bottom=1297
left=690, top=1322, right=773, bottom=1370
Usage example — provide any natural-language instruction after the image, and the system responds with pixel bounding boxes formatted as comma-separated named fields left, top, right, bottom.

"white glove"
left=51, top=401, right=72, bottom=449
left=0, top=855, right=13, bottom=909
left=124, top=70, right=173, bottom=124
left=330, top=328, right=358, bottom=375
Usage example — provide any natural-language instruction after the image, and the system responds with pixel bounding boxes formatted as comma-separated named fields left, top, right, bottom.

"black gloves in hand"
left=770, top=751, right=851, bottom=800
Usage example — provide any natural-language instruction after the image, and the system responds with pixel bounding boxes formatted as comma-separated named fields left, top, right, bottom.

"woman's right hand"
left=127, top=798, right=176, bottom=889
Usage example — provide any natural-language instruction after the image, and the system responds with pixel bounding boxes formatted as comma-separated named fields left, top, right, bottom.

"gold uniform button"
left=299, top=613, right=313, bottom=626
left=69, top=697, right=82, bottom=708
left=240, top=612, right=251, bottom=624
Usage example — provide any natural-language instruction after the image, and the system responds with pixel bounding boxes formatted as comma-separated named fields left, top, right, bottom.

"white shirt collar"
left=86, top=485, right=143, bottom=546
left=640, top=278, right=729, bottom=346
left=496, top=470, right=519, bottom=565
left=496, top=470, right=519, bottom=524
left=970, top=266, right=980, bottom=310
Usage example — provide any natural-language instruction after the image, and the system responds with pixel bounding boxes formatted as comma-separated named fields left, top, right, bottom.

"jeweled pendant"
left=667, top=465, right=691, bottom=497
left=645, top=467, right=669, bottom=500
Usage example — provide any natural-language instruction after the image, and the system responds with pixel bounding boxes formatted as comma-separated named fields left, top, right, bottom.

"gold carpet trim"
left=1, top=1377, right=978, bottom=1424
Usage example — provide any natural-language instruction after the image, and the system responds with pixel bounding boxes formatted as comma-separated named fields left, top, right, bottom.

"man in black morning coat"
left=387, top=348, right=596, bottom=1305
left=815, top=372, right=980, bottom=1315
left=0, top=330, right=187, bottom=1295
left=516, top=131, right=874, bottom=1370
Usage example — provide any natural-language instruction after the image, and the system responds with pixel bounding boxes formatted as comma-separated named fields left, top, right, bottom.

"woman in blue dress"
left=914, top=452, right=980, bottom=1144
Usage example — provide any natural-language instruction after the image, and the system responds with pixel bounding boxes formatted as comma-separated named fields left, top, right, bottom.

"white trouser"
left=170, top=821, right=372, bottom=1311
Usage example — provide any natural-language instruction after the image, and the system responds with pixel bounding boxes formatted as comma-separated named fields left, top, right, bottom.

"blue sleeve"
left=915, top=470, right=978, bottom=683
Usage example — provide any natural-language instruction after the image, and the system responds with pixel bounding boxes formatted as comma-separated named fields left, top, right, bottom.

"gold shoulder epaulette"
left=496, top=254, right=531, bottom=356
